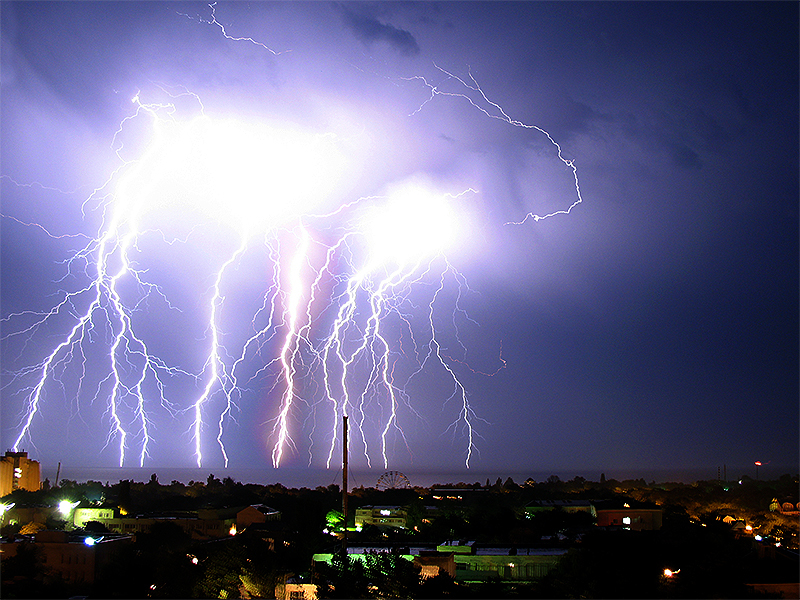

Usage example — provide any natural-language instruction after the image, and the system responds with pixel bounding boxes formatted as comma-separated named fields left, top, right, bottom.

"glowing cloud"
left=118, top=105, right=347, bottom=237
left=362, top=181, right=459, bottom=268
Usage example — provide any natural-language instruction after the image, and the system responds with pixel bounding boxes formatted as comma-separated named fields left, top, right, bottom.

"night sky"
left=1, top=2, right=797, bottom=482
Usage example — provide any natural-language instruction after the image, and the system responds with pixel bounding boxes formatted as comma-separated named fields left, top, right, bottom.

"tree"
left=83, top=520, right=111, bottom=533
left=315, top=552, right=370, bottom=599
left=325, top=510, right=344, bottom=531
left=404, top=499, right=426, bottom=531
left=97, top=521, right=198, bottom=599
left=417, top=571, right=464, bottom=598
left=19, top=521, right=46, bottom=535
left=193, top=542, right=246, bottom=599
left=363, top=551, right=422, bottom=598
left=316, top=551, right=422, bottom=599
left=115, top=479, right=131, bottom=513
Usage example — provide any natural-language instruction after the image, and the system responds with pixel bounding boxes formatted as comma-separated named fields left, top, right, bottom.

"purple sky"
left=1, top=2, right=797, bottom=481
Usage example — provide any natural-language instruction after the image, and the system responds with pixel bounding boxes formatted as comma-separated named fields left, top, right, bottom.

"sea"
left=38, top=464, right=797, bottom=488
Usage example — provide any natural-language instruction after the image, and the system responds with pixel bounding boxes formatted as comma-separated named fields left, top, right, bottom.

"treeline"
left=6, top=471, right=798, bottom=519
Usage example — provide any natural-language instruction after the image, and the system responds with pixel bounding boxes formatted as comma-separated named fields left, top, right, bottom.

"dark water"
left=40, top=464, right=795, bottom=488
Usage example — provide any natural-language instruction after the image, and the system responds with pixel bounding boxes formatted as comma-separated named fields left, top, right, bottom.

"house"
left=234, top=504, right=281, bottom=529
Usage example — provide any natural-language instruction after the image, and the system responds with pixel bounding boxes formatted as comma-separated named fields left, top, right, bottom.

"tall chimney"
left=342, top=415, right=348, bottom=559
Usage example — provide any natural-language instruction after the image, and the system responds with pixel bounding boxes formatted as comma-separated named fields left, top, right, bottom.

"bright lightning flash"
left=3, top=53, right=582, bottom=470
left=4, top=91, right=348, bottom=468
left=314, top=181, right=482, bottom=469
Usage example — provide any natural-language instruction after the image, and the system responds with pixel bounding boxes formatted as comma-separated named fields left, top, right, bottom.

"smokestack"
left=342, top=415, right=348, bottom=559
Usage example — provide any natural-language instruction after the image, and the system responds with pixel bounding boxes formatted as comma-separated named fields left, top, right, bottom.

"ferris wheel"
left=376, top=470, right=411, bottom=490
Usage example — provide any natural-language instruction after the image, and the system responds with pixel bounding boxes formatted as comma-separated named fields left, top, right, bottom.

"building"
left=593, top=500, right=662, bottom=530
left=70, top=504, right=280, bottom=540
left=431, top=488, right=488, bottom=501
left=524, top=498, right=663, bottom=531
left=3, top=505, right=50, bottom=529
left=354, top=505, right=407, bottom=529
left=0, top=529, right=132, bottom=586
left=769, top=498, right=800, bottom=516
left=0, top=451, right=41, bottom=497
left=313, top=543, right=565, bottom=585
left=275, top=574, right=318, bottom=600
left=436, top=541, right=567, bottom=582
left=525, top=499, right=596, bottom=518
left=415, top=550, right=456, bottom=579
left=233, top=504, right=282, bottom=528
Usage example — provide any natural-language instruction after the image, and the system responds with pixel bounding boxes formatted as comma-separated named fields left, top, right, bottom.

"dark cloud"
left=338, top=5, right=420, bottom=56
left=667, top=141, right=702, bottom=170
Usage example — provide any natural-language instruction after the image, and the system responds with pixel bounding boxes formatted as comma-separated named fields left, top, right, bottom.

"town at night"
left=1, top=1, right=797, bottom=597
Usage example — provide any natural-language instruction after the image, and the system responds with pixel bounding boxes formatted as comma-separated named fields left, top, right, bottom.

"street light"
left=58, top=500, right=79, bottom=520
left=0, top=502, right=15, bottom=529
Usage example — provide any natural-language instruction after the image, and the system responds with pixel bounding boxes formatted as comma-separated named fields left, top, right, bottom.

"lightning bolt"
left=3, top=8, right=583, bottom=471
left=270, top=225, right=312, bottom=468
left=4, top=152, right=189, bottom=466
left=177, top=2, right=284, bottom=55
left=405, top=63, right=583, bottom=224
left=191, top=237, right=249, bottom=468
